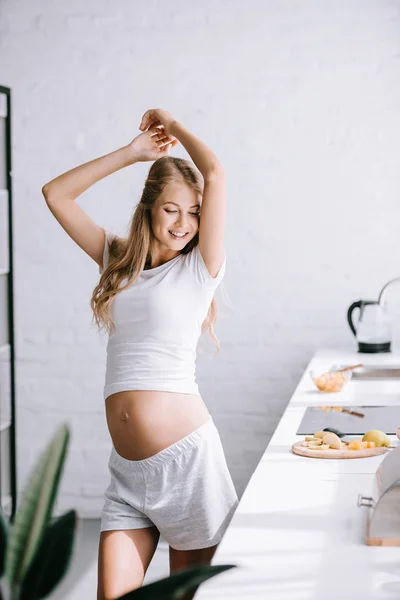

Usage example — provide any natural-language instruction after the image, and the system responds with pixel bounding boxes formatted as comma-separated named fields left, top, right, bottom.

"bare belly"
left=105, top=390, right=210, bottom=460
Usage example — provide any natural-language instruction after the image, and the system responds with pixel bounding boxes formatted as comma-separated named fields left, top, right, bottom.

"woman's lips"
left=169, top=231, right=188, bottom=238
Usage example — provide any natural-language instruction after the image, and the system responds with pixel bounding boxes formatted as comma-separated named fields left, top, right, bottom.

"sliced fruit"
left=314, top=430, right=326, bottom=439
left=348, top=440, right=363, bottom=450
left=322, top=431, right=342, bottom=450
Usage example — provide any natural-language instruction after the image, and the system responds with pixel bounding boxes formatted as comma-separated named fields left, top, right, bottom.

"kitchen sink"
left=351, top=366, right=400, bottom=380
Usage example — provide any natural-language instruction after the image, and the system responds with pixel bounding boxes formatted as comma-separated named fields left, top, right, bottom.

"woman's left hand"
left=139, top=108, right=177, bottom=137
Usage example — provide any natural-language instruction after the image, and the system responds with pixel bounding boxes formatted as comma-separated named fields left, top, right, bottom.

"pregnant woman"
left=42, top=108, right=239, bottom=600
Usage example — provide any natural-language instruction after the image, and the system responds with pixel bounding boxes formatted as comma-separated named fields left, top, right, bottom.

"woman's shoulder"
left=182, top=244, right=226, bottom=288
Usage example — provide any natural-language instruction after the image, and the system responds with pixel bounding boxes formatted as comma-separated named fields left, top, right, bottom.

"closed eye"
left=165, top=209, right=200, bottom=216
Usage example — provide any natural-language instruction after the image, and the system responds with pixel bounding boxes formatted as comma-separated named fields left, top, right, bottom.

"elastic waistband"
left=109, top=414, right=214, bottom=472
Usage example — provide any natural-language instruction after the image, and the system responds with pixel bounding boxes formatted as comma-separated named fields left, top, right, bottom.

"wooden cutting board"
left=292, top=440, right=390, bottom=459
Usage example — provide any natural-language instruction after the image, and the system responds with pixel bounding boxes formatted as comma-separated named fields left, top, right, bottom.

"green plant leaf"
left=0, top=506, right=9, bottom=577
left=19, top=510, right=77, bottom=600
left=116, top=564, right=237, bottom=599
left=5, top=424, right=70, bottom=588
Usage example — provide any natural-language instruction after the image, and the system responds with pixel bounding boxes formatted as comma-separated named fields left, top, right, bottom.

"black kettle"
left=347, top=300, right=391, bottom=353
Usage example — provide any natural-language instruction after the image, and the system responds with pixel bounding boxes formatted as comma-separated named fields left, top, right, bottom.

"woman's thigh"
left=169, top=544, right=219, bottom=600
left=97, top=525, right=160, bottom=600
left=169, top=543, right=218, bottom=571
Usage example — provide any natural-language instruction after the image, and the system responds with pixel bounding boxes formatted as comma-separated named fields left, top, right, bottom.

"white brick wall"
left=2, top=0, right=400, bottom=517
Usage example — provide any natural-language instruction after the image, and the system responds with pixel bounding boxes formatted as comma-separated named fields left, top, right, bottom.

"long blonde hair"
left=90, top=156, right=226, bottom=354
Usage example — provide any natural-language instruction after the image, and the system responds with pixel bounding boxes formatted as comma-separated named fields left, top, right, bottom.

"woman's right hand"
left=126, top=126, right=179, bottom=163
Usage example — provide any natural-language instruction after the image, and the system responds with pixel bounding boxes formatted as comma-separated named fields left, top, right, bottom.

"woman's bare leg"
left=97, top=525, right=160, bottom=600
left=169, top=544, right=219, bottom=600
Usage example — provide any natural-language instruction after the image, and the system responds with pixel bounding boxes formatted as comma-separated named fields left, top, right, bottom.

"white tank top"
left=99, top=230, right=226, bottom=400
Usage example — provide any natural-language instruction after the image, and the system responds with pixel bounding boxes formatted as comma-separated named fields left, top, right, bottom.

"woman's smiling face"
left=151, top=181, right=201, bottom=250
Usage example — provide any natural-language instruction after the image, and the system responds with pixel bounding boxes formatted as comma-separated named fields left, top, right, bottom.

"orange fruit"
left=348, top=440, right=362, bottom=450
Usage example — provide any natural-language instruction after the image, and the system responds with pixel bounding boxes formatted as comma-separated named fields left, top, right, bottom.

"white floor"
left=49, top=519, right=170, bottom=599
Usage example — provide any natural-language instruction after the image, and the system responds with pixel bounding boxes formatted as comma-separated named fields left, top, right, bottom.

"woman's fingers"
left=161, top=141, right=174, bottom=153
left=149, top=131, right=168, bottom=144
left=140, top=112, right=160, bottom=131
left=149, top=125, right=175, bottom=144
left=155, top=136, right=179, bottom=151
left=148, top=125, right=162, bottom=136
left=150, top=125, right=167, bottom=137
left=140, top=113, right=179, bottom=154
left=156, top=138, right=170, bottom=148
left=139, top=110, right=152, bottom=130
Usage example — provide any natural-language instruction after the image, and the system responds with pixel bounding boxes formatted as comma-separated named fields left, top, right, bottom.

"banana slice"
left=307, top=443, right=330, bottom=451
left=306, top=440, right=323, bottom=447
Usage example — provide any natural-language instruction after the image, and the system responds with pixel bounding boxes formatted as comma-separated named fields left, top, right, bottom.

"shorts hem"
left=168, top=533, right=224, bottom=551
left=100, top=520, right=154, bottom=532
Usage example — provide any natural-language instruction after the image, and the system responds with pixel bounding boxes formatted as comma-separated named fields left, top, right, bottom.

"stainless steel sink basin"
left=351, top=366, right=400, bottom=380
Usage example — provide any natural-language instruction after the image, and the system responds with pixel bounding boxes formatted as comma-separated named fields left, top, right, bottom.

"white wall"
left=1, top=0, right=400, bottom=517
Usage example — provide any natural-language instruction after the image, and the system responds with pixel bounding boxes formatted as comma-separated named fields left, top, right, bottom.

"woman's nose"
left=175, top=216, right=188, bottom=228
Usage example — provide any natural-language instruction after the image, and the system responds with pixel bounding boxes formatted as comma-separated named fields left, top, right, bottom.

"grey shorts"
left=100, top=414, right=239, bottom=551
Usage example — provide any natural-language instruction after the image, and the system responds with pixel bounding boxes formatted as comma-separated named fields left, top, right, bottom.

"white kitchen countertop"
left=196, top=348, right=400, bottom=600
